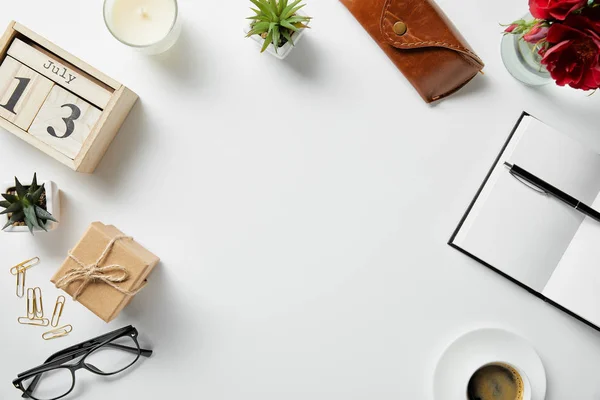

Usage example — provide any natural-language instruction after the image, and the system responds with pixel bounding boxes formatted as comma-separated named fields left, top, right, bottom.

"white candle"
left=104, top=0, right=181, bottom=55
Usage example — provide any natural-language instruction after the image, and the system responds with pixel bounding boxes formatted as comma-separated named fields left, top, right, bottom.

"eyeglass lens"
left=22, top=367, right=73, bottom=400
left=84, top=334, right=141, bottom=375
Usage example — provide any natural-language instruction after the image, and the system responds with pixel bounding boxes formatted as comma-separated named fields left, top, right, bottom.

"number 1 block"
left=0, top=56, right=53, bottom=130
left=28, top=86, right=102, bottom=160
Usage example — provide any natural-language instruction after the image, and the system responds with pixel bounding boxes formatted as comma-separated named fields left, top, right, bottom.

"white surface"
left=1, top=0, right=600, bottom=399
left=433, top=328, right=544, bottom=400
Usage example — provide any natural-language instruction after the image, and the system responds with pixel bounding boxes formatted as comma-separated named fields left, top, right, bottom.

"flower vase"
left=501, top=16, right=552, bottom=86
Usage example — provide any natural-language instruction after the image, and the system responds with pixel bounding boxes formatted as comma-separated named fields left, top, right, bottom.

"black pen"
left=504, top=162, right=600, bottom=223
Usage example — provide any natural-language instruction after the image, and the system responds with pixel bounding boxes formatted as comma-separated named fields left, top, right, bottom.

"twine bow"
left=55, top=235, right=146, bottom=301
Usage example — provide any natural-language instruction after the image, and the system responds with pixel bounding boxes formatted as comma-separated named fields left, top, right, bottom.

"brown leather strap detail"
left=380, top=0, right=484, bottom=68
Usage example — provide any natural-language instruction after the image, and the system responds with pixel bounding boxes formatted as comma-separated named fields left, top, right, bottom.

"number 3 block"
left=28, top=85, right=102, bottom=160
left=0, top=56, right=53, bottom=130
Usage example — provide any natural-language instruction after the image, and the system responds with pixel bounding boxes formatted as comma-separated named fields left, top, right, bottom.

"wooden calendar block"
left=7, top=38, right=112, bottom=109
left=0, top=56, right=53, bottom=130
left=0, top=21, right=138, bottom=173
left=28, top=85, right=102, bottom=159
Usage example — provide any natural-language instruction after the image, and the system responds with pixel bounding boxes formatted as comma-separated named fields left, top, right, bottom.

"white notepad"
left=451, top=114, right=600, bottom=329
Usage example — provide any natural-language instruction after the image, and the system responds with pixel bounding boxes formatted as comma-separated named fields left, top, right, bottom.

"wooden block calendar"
left=0, top=21, right=138, bottom=173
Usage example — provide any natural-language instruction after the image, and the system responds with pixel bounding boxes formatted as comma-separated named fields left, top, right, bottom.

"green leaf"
left=14, top=177, right=26, bottom=198
left=37, top=218, right=48, bottom=232
left=273, top=25, right=280, bottom=52
left=287, top=15, right=310, bottom=24
left=24, top=205, right=40, bottom=229
left=1, top=193, right=17, bottom=202
left=25, top=218, right=34, bottom=235
left=250, top=0, right=275, bottom=18
left=284, top=4, right=306, bottom=19
left=0, top=202, right=21, bottom=215
left=30, top=173, right=38, bottom=192
left=282, top=29, right=294, bottom=46
left=280, top=20, right=299, bottom=32
left=281, top=0, right=302, bottom=19
left=0, top=201, right=10, bottom=208
left=278, top=0, right=288, bottom=14
left=261, top=30, right=274, bottom=53
left=3, top=211, right=24, bottom=230
left=247, top=15, right=270, bottom=21
left=269, top=0, right=278, bottom=15
left=31, top=184, right=44, bottom=204
left=251, top=21, right=270, bottom=32
left=35, top=205, right=57, bottom=223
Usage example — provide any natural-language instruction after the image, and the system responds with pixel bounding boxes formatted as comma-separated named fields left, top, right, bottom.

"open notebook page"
left=544, top=190, right=600, bottom=327
left=453, top=116, right=600, bottom=292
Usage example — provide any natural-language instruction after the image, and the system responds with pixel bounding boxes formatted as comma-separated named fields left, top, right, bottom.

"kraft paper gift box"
left=51, top=222, right=159, bottom=322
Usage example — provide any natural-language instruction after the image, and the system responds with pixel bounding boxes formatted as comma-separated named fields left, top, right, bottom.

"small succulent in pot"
left=246, top=0, right=311, bottom=57
left=1, top=173, right=58, bottom=234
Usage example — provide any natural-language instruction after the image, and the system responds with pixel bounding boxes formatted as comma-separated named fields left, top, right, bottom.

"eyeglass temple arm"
left=108, top=342, right=153, bottom=357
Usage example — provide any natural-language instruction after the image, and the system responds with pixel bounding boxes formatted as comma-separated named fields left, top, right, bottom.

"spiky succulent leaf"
left=35, top=205, right=57, bottom=223
left=247, top=0, right=310, bottom=52
left=31, top=184, right=45, bottom=205
left=282, top=29, right=294, bottom=46
left=1, top=173, right=55, bottom=234
left=3, top=211, right=24, bottom=230
left=2, top=193, right=17, bottom=202
left=0, top=202, right=21, bottom=215
left=14, top=177, right=26, bottom=198
left=250, top=0, right=274, bottom=19
left=272, top=25, right=280, bottom=53
left=25, top=218, right=34, bottom=234
left=280, top=19, right=298, bottom=32
left=246, top=21, right=270, bottom=36
left=261, top=30, right=273, bottom=52
left=23, top=205, right=39, bottom=228
left=30, top=173, right=38, bottom=192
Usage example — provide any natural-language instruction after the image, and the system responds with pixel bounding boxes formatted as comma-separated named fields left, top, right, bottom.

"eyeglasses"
left=12, top=325, right=152, bottom=400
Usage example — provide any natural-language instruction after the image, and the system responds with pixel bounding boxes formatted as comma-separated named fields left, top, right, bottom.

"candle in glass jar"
left=104, top=0, right=181, bottom=55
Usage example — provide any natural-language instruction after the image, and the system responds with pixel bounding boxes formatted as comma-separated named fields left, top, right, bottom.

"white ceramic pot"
left=245, top=10, right=308, bottom=60
left=1, top=180, right=60, bottom=233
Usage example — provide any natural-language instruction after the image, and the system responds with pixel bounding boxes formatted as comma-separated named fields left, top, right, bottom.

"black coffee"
left=466, top=363, right=523, bottom=400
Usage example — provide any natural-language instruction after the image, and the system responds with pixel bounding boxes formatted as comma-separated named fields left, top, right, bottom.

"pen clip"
left=505, top=162, right=548, bottom=195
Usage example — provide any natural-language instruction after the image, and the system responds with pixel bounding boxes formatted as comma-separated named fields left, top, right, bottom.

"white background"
left=1, top=0, right=600, bottom=399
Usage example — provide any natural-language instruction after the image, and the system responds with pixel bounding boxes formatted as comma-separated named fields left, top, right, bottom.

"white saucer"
left=433, top=328, right=546, bottom=400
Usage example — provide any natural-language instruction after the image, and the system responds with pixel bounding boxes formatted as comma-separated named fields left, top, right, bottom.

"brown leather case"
left=340, top=0, right=485, bottom=103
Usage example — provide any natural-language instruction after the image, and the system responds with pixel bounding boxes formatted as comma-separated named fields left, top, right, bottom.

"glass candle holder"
left=103, top=0, right=182, bottom=55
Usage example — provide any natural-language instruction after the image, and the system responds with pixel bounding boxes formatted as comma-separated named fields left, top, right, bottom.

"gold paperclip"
left=33, top=287, right=43, bottom=318
left=10, top=257, right=40, bottom=275
left=27, top=288, right=35, bottom=319
left=42, top=325, right=72, bottom=340
left=17, top=317, right=50, bottom=326
left=16, top=269, right=25, bottom=298
left=51, top=296, right=65, bottom=327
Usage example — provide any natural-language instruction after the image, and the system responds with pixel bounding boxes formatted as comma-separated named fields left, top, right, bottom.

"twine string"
left=55, top=235, right=146, bottom=301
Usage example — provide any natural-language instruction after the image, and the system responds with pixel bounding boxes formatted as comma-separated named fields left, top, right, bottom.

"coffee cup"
left=466, top=362, right=532, bottom=400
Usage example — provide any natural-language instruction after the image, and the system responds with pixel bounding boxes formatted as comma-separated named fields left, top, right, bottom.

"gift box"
left=51, top=222, right=159, bottom=322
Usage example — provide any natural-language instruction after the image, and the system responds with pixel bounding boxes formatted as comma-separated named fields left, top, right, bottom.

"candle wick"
left=139, top=7, right=149, bottom=19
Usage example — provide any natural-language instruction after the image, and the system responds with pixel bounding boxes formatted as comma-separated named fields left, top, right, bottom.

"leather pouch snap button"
left=393, top=21, right=407, bottom=36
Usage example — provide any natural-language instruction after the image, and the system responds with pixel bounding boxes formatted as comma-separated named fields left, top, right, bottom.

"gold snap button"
left=393, top=21, right=407, bottom=36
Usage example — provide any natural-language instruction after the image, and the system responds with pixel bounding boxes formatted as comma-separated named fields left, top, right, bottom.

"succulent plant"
left=246, top=0, right=311, bottom=53
left=0, top=173, right=57, bottom=234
